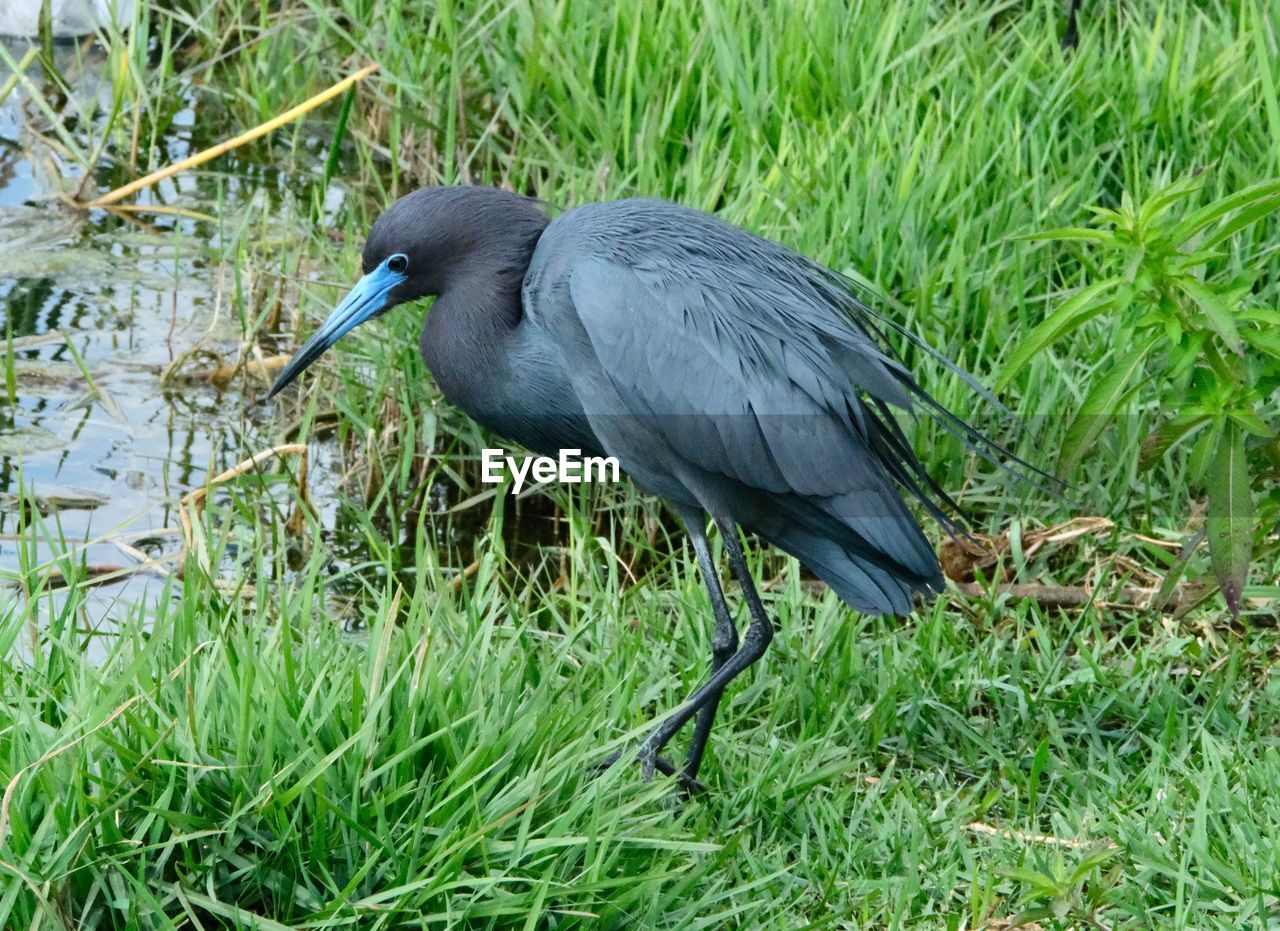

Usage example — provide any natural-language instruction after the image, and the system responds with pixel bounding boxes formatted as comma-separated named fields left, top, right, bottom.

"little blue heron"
left=269, top=186, right=1035, bottom=789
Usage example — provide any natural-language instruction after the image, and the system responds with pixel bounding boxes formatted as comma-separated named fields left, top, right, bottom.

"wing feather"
left=564, top=257, right=866, bottom=499
left=520, top=198, right=1047, bottom=605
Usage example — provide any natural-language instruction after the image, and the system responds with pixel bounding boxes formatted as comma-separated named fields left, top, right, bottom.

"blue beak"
left=267, top=257, right=408, bottom=398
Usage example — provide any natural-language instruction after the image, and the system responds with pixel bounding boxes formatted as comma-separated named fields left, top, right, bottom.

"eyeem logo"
left=481, top=448, right=621, bottom=494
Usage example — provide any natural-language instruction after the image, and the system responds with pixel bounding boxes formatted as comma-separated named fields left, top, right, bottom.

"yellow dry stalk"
left=86, top=62, right=379, bottom=207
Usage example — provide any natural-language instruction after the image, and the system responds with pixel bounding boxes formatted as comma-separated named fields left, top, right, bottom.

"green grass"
left=4, top=517, right=1279, bottom=927
left=3, top=0, right=1280, bottom=926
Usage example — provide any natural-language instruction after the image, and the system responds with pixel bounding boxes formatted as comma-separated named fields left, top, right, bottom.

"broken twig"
left=86, top=63, right=379, bottom=207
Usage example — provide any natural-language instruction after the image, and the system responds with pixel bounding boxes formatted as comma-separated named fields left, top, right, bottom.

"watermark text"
left=481, top=448, right=621, bottom=494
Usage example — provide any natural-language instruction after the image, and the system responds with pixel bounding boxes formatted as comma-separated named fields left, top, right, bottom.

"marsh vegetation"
left=1, top=1, right=1278, bottom=926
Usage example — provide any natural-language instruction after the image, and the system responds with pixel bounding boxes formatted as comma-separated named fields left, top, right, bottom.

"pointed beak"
left=267, top=261, right=407, bottom=399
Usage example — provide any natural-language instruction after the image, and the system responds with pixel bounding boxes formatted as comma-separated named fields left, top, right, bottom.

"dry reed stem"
left=19, top=553, right=182, bottom=594
left=0, top=46, right=39, bottom=108
left=180, top=444, right=310, bottom=572
left=447, top=559, right=482, bottom=592
left=965, top=820, right=1113, bottom=851
left=86, top=63, right=379, bottom=207
left=5, top=330, right=66, bottom=351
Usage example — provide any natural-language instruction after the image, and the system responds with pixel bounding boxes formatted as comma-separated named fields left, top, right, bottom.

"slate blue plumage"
left=268, top=185, right=1030, bottom=789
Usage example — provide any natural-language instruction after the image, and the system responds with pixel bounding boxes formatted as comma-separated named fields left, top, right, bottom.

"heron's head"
left=267, top=186, right=548, bottom=398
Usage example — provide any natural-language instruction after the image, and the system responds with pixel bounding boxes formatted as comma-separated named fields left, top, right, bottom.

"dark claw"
left=595, top=748, right=708, bottom=796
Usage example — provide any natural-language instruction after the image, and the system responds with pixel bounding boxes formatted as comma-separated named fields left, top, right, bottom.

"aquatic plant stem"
left=85, top=62, right=379, bottom=208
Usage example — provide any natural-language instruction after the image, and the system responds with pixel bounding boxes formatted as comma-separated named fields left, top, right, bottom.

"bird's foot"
left=595, top=747, right=707, bottom=796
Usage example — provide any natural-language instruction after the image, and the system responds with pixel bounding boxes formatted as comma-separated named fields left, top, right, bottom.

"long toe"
left=593, top=748, right=624, bottom=776
left=594, top=749, right=707, bottom=795
left=648, top=755, right=708, bottom=796
left=667, top=763, right=709, bottom=796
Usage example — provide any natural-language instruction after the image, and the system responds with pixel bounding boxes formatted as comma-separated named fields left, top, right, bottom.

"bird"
left=268, top=185, right=1039, bottom=791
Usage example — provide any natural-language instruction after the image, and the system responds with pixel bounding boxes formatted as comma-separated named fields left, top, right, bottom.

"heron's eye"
left=387, top=253, right=409, bottom=274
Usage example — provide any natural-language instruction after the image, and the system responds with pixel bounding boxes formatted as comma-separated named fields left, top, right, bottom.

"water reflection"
left=0, top=37, right=351, bottom=648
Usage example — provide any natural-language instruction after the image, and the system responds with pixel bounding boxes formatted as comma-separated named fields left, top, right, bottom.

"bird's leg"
left=636, top=517, right=774, bottom=780
left=594, top=512, right=734, bottom=793
left=680, top=514, right=739, bottom=782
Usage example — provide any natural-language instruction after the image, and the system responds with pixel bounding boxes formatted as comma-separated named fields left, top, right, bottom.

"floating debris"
left=0, top=485, right=110, bottom=514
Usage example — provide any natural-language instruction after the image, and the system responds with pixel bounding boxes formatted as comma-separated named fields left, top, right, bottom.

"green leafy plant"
left=1000, top=842, right=1124, bottom=928
left=999, top=173, right=1280, bottom=616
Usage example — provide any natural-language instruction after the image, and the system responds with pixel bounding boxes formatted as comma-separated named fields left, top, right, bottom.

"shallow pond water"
left=0, top=39, right=359, bottom=647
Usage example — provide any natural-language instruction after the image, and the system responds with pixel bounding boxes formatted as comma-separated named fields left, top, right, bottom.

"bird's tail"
left=806, top=265, right=1067, bottom=534
left=752, top=487, right=945, bottom=617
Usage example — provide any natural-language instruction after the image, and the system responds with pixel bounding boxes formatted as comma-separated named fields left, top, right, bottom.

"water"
left=0, top=39, right=355, bottom=647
